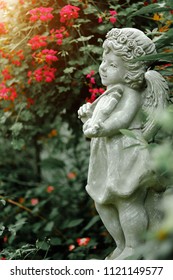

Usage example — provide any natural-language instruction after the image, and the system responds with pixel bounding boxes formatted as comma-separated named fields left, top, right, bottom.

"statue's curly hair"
left=103, top=28, right=156, bottom=89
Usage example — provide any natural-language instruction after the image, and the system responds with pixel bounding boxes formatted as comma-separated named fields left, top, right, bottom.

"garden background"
left=0, top=0, right=173, bottom=260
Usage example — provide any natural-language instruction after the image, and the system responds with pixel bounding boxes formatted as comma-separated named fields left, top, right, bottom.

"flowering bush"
left=0, top=0, right=173, bottom=260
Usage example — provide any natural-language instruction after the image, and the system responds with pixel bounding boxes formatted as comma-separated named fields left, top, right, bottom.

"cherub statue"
left=78, top=28, right=169, bottom=260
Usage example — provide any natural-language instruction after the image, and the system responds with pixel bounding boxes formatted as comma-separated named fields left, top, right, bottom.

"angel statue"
left=78, top=28, right=169, bottom=260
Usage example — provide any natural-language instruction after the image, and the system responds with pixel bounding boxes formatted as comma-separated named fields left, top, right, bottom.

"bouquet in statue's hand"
left=83, top=119, right=104, bottom=137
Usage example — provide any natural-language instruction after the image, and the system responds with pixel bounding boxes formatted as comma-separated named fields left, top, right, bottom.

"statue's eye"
left=110, top=63, right=117, bottom=68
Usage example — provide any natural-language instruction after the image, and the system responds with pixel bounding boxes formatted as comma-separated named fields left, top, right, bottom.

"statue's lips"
left=100, top=74, right=107, bottom=78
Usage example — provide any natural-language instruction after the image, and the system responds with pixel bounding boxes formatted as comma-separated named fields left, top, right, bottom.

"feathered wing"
left=142, top=70, right=169, bottom=141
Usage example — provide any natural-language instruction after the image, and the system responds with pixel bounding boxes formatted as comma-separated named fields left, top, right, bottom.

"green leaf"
left=41, top=158, right=65, bottom=169
left=11, top=138, right=25, bottom=150
left=0, top=112, right=12, bottom=124
left=131, top=4, right=171, bottom=17
left=44, top=221, right=54, bottom=232
left=83, top=215, right=100, bottom=231
left=10, top=122, right=23, bottom=136
left=155, top=29, right=173, bottom=50
left=166, top=0, right=173, bottom=8
left=50, top=238, right=62, bottom=246
left=77, top=35, right=94, bottom=42
left=66, top=219, right=84, bottom=228
left=63, top=67, right=76, bottom=74
left=134, top=52, right=173, bottom=62
left=0, top=225, right=5, bottom=236
left=0, top=199, right=6, bottom=206
left=36, top=240, right=50, bottom=251
left=83, top=4, right=98, bottom=14
left=119, top=129, right=137, bottom=139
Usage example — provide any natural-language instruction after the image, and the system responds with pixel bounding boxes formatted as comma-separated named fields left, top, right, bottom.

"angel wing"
left=142, top=70, right=169, bottom=141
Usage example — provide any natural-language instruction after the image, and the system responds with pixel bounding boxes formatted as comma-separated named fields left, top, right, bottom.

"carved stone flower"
left=127, top=39, right=136, bottom=50
left=117, top=34, right=127, bottom=44
left=134, top=46, right=145, bottom=57
left=106, top=28, right=121, bottom=39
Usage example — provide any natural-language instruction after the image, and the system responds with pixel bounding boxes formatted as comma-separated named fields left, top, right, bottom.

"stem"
left=10, top=26, right=34, bottom=52
left=0, top=195, right=66, bottom=240
left=34, top=136, right=42, bottom=182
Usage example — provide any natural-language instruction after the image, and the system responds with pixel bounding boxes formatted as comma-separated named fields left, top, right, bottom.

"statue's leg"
left=95, top=202, right=125, bottom=259
left=115, top=190, right=147, bottom=259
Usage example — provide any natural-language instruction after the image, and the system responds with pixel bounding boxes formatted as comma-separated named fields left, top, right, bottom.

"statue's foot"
left=115, top=247, right=137, bottom=260
left=105, top=247, right=123, bottom=260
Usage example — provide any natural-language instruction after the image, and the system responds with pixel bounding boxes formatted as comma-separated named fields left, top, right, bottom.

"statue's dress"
left=85, top=87, right=152, bottom=204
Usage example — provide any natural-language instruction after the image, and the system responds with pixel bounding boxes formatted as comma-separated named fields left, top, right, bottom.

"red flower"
left=27, top=97, right=35, bottom=108
left=86, top=70, right=95, bottom=79
left=32, top=49, right=58, bottom=65
left=98, top=17, right=103, bottom=23
left=28, top=66, right=57, bottom=83
left=0, top=83, right=17, bottom=101
left=50, top=27, right=69, bottom=46
left=1, top=68, right=12, bottom=80
left=31, top=198, right=39, bottom=206
left=109, top=10, right=117, bottom=24
left=69, top=244, right=75, bottom=251
left=76, top=237, right=91, bottom=246
left=29, top=7, right=54, bottom=22
left=0, top=22, right=7, bottom=34
left=109, top=10, right=117, bottom=16
left=3, top=236, right=8, bottom=243
left=28, top=35, right=48, bottom=50
left=110, top=17, right=117, bottom=24
left=67, top=172, right=77, bottom=180
left=47, top=186, right=55, bottom=193
left=60, top=5, right=80, bottom=26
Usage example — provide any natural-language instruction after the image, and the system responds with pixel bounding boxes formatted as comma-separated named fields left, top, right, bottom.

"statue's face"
left=99, top=50, right=126, bottom=88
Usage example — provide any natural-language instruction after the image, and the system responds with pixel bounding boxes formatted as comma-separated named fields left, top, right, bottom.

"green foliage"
left=0, top=0, right=173, bottom=260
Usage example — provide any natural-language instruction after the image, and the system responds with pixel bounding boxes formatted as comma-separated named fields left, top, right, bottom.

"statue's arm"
left=84, top=91, right=141, bottom=138
left=78, top=103, right=92, bottom=123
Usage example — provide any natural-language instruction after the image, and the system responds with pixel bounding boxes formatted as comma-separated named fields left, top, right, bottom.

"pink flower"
left=86, top=70, right=95, bottom=78
left=109, top=10, right=117, bottom=16
left=69, top=244, right=75, bottom=251
left=29, top=7, right=54, bottom=22
left=1, top=68, right=12, bottom=80
left=31, top=198, right=39, bottom=206
left=60, top=5, right=80, bottom=26
left=0, top=83, right=17, bottom=101
left=29, top=65, right=57, bottom=83
left=28, top=35, right=48, bottom=50
left=98, top=17, right=103, bottom=23
left=47, top=186, right=55, bottom=193
left=67, top=172, right=77, bottom=180
left=42, top=49, right=58, bottom=63
left=76, top=237, right=91, bottom=246
left=90, top=77, right=95, bottom=84
left=32, top=49, right=58, bottom=64
left=3, top=236, right=8, bottom=243
left=50, top=27, right=69, bottom=45
left=110, top=17, right=117, bottom=24
left=0, top=22, right=7, bottom=34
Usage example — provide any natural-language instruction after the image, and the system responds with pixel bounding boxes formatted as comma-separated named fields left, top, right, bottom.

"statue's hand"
left=78, top=103, right=92, bottom=122
left=83, top=119, right=104, bottom=138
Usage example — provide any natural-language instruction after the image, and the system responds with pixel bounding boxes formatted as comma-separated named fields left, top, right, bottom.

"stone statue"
left=78, top=28, right=169, bottom=260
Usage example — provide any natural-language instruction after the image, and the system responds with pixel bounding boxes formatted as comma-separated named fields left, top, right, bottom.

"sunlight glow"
left=0, top=0, right=19, bottom=21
